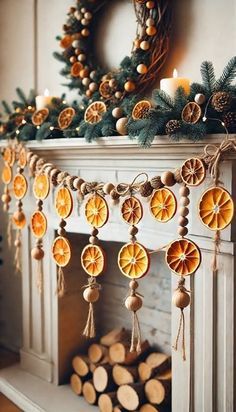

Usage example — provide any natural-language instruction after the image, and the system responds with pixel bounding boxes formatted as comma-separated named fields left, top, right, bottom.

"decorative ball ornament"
left=194, top=93, right=206, bottom=105
left=161, top=171, right=176, bottom=187
left=116, top=117, right=128, bottom=135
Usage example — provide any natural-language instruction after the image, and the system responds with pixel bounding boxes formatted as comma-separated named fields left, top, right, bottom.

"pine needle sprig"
left=200, top=61, right=216, bottom=93
left=215, top=56, right=236, bottom=91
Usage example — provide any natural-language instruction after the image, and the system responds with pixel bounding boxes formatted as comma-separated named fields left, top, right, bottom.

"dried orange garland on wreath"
left=58, top=107, right=75, bottom=129
left=84, top=101, right=107, bottom=124
left=150, top=187, right=177, bottom=222
left=32, top=108, right=49, bottom=126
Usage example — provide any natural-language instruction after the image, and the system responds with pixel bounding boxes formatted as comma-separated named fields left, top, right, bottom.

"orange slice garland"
left=150, top=188, right=177, bottom=222
left=118, top=242, right=150, bottom=279
left=81, top=244, right=105, bottom=277
left=55, top=187, right=73, bottom=219
left=33, top=174, right=50, bottom=200
left=166, top=238, right=201, bottom=276
left=198, top=186, right=234, bottom=231
left=1, top=164, right=12, bottom=185
left=31, top=211, right=47, bottom=238
left=84, top=101, right=107, bottom=124
left=3, top=146, right=15, bottom=166
left=85, top=194, right=109, bottom=228
left=180, top=157, right=206, bottom=186
left=58, top=107, right=75, bottom=129
left=121, top=196, right=143, bottom=225
left=18, top=147, right=27, bottom=168
left=13, top=174, right=28, bottom=199
left=52, top=236, right=71, bottom=267
left=32, top=108, right=49, bottom=126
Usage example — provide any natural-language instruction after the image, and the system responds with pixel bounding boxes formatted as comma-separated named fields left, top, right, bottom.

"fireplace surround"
left=0, top=135, right=235, bottom=412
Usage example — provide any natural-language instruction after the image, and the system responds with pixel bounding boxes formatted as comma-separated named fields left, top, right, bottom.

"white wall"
left=0, top=0, right=235, bottom=351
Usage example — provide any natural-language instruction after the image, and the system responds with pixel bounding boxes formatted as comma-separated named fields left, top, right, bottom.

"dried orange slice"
left=13, top=174, right=28, bottom=199
left=132, top=100, right=151, bottom=120
left=85, top=194, right=109, bottom=228
left=150, top=188, right=177, bottom=222
left=99, top=80, right=113, bottom=99
left=3, top=147, right=13, bottom=165
left=166, top=238, right=201, bottom=276
left=60, top=34, right=73, bottom=48
left=84, top=101, right=107, bottom=124
left=33, top=174, right=50, bottom=200
left=71, top=62, right=83, bottom=77
left=13, top=211, right=26, bottom=229
left=18, top=146, right=27, bottom=168
left=121, top=196, right=143, bottom=225
left=182, top=102, right=201, bottom=124
left=58, top=107, right=75, bottom=129
left=198, top=186, right=234, bottom=230
left=32, top=108, right=49, bottom=126
left=81, top=244, right=105, bottom=277
left=118, top=242, right=150, bottom=279
left=52, top=236, right=71, bottom=267
left=1, top=164, right=12, bottom=184
left=55, top=187, right=73, bottom=219
left=181, top=158, right=206, bottom=186
left=31, top=211, right=47, bottom=238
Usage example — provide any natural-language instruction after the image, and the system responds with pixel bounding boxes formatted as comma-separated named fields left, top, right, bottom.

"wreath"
left=54, top=0, right=172, bottom=105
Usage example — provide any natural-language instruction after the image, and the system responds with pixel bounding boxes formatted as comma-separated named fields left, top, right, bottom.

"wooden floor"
left=0, top=347, right=22, bottom=412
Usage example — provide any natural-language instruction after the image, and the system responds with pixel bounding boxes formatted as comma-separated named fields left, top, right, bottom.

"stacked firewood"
left=70, top=328, right=171, bottom=411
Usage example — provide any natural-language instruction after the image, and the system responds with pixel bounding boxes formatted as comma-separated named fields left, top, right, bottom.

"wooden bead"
left=31, top=247, right=44, bottom=260
left=179, top=206, right=189, bottom=217
left=57, top=228, right=66, bottom=237
left=89, top=236, right=99, bottom=245
left=178, top=226, right=188, bottom=237
left=146, top=26, right=157, bottom=36
left=26, top=151, right=34, bottom=163
left=129, top=226, right=138, bottom=236
left=125, top=295, right=143, bottom=312
left=73, top=177, right=84, bottom=190
left=146, top=1, right=155, bottom=8
left=1, top=193, right=11, bottom=203
left=91, top=228, right=99, bottom=236
left=110, top=189, right=120, bottom=200
left=81, top=18, right=89, bottom=26
left=137, top=64, right=148, bottom=74
left=161, top=171, right=176, bottom=187
left=3, top=203, right=10, bottom=212
left=86, top=90, right=92, bottom=98
left=180, top=196, right=190, bottom=207
left=179, top=186, right=190, bottom=197
left=83, top=287, right=99, bottom=303
left=89, top=82, right=98, bottom=92
left=124, top=81, right=136, bottom=92
left=13, top=210, right=25, bottom=222
left=81, top=28, right=90, bottom=37
left=172, top=289, right=190, bottom=308
left=111, top=198, right=120, bottom=206
left=109, top=79, right=117, bottom=89
left=116, top=117, right=128, bottom=135
left=146, top=18, right=155, bottom=26
left=103, top=182, right=115, bottom=194
left=78, top=53, right=86, bottom=62
left=194, top=93, right=206, bottom=105
left=140, top=40, right=150, bottom=50
left=82, top=77, right=90, bottom=86
left=14, top=238, right=21, bottom=247
left=115, top=91, right=123, bottom=99
left=59, top=219, right=66, bottom=228
left=112, top=107, right=123, bottom=119
left=57, top=171, right=69, bottom=184
left=129, top=280, right=139, bottom=290
left=178, top=216, right=188, bottom=227
left=84, top=11, right=92, bottom=20
left=81, top=182, right=88, bottom=195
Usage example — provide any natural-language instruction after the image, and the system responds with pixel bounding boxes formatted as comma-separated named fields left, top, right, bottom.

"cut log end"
left=93, top=364, right=114, bottom=393
left=82, top=381, right=98, bottom=405
left=72, top=355, right=90, bottom=377
left=98, top=392, right=117, bottom=412
left=100, top=328, right=129, bottom=347
left=117, top=383, right=145, bottom=411
left=88, top=343, right=108, bottom=364
left=145, top=377, right=170, bottom=405
left=70, top=373, right=82, bottom=396
left=140, top=405, right=161, bottom=412
left=113, top=364, right=138, bottom=385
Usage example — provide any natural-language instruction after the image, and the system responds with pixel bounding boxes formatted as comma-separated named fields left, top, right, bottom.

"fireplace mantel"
left=0, top=135, right=235, bottom=412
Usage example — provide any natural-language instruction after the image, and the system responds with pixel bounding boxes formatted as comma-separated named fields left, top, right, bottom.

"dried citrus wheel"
left=13, top=211, right=26, bottom=229
left=99, top=80, right=113, bottom=99
left=31, top=211, right=47, bottom=238
left=150, top=188, right=177, bottom=222
left=55, top=187, right=73, bottom=219
left=198, top=186, right=234, bottom=230
left=85, top=194, right=109, bottom=228
left=71, top=62, right=83, bottom=77
left=33, top=174, right=50, bottom=200
left=52, top=236, right=71, bottom=267
left=81, top=244, right=105, bottom=277
left=3, top=147, right=14, bottom=166
left=121, top=196, right=143, bottom=225
left=180, top=157, right=206, bottom=186
left=182, top=102, right=201, bottom=124
left=13, top=174, right=28, bottom=199
left=32, top=108, right=49, bottom=126
left=84, top=101, right=107, bottom=124
left=166, top=238, right=201, bottom=276
left=58, top=107, right=75, bottom=129
left=18, top=146, right=27, bottom=168
left=118, top=242, right=150, bottom=279
left=132, top=100, right=151, bottom=120
left=1, top=164, right=12, bottom=184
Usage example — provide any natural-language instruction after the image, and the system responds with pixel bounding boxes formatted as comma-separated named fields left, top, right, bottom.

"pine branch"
left=173, top=87, right=188, bottom=114
left=200, top=61, right=216, bottom=93
left=16, top=88, right=28, bottom=105
left=152, top=89, right=174, bottom=110
left=215, top=56, right=236, bottom=91
left=2, top=101, right=12, bottom=115
left=189, top=82, right=208, bottom=100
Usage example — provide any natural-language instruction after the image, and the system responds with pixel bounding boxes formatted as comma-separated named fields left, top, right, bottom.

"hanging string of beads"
left=1, top=145, right=14, bottom=246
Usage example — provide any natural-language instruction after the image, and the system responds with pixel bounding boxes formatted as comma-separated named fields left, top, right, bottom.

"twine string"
left=14, top=229, right=22, bottom=273
left=57, top=266, right=65, bottom=297
left=7, top=216, right=12, bottom=248
left=116, top=172, right=149, bottom=196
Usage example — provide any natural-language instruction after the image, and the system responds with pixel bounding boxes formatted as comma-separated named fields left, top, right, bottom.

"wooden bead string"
left=1, top=146, right=14, bottom=247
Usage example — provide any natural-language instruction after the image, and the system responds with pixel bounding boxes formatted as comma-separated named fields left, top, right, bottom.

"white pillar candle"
left=35, top=89, right=54, bottom=110
left=160, top=69, right=190, bottom=98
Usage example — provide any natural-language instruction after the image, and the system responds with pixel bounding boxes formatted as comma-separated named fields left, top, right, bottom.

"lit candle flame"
left=173, top=69, right=178, bottom=78
left=44, top=88, right=50, bottom=97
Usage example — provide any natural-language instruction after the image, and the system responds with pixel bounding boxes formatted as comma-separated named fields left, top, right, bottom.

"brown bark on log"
left=140, top=405, right=161, bottom=412
left=98, top=392, right=118, bottom=412
left=138, top=354, right=170, bottom=382
left=82, top=380, right=98, bottom=405
left=93, top=364, right=116, bottom=393
left=89, top=355, right=110, bottom=373
left=113, top=406, right=127, bottom=412
left=70, top=373, right=82, bottom=396
left=72, top=355, right=91, bottom=378
left=117, top=383, right=145, bottom=411
left=88, top=343, right=108, bottom=364
left=100, top=328, right=129, bottom=347
left=112, top=364, right=138, bottom=385
left=144, top=375, right=171, bottom=405
left=109, top=340, right=150, bottom=365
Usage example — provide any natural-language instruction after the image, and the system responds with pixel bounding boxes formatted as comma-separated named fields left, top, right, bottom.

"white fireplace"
left=0, top=135, right=235, bottom=412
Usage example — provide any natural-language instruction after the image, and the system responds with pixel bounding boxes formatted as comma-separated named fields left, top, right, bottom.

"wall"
left=0, top=0, right=235, bottom=351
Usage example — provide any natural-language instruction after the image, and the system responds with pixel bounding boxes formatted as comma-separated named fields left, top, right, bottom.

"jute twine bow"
left=82, top=277, right=101, bottom=338
left=116, top=172, right=149, bottom=196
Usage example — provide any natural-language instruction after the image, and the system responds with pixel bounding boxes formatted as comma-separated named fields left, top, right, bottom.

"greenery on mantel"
left=0, top=58, right=236, bottom=146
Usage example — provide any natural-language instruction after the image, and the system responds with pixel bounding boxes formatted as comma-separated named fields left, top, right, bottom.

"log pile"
left=70, top=328, right=171, bottom=411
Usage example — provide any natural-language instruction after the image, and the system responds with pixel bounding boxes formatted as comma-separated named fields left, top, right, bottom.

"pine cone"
left=139, top=181, right=153, bottom=197
left=223, top=111, right=236, bottom=131
left=165, top=120, right=181, bottom=135
left=211, top=91, right=232, bottom=112
left=150, top=175, right=164, bottom=189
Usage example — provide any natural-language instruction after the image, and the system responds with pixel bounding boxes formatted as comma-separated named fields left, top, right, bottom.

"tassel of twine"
left=173, top=308, right=186, bottom=361
left=14, top=229, right=22, bottom=273
left=83, top=302, right=96, bottom=338
left=7, top=216, right=12, bottom=248
left=36, top=259, right=43, bottom=294
left=57, top=266, right=65, bottom=297
left=130, top=310, right=142, bottom=353
left=212, top=230, right=221, bottom=274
